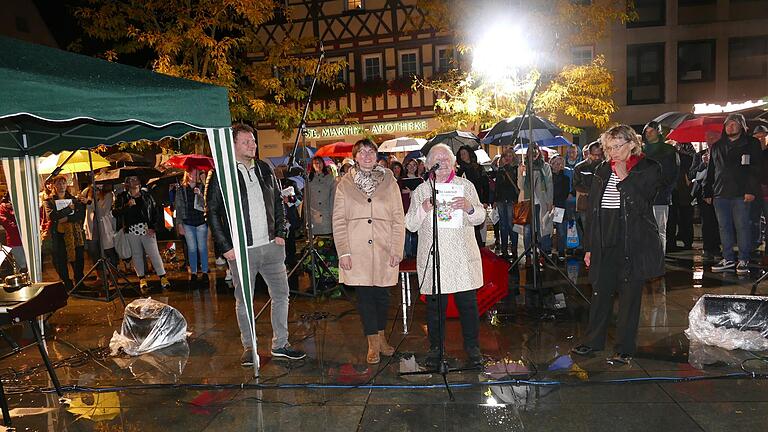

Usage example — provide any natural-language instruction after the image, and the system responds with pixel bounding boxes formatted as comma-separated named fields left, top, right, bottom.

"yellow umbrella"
left=37, top=150, right=111, bottom=175
left=67, top=392, right=121, bottom=422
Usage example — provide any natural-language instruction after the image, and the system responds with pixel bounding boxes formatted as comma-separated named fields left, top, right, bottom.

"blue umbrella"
left=512, top=135, right=572, bottom=152
left=482, top=115, right=563, bottom=146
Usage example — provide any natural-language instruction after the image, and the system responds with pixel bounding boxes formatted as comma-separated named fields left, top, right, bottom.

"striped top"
left=600, top=172, right=621, bottom=209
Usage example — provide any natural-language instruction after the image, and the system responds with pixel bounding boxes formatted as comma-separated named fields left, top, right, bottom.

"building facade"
left=592, top=0, right=768, bottom=132
left=253, top=0, right=454, bottom=157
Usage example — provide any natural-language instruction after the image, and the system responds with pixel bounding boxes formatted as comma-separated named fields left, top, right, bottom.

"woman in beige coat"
left=333, top=139, right=406, bottom=364
left=405, top=143, right=486, bottom=368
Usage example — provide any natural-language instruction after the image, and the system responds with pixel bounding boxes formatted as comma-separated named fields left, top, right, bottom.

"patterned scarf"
left=353, top=166, right=386, bottom=197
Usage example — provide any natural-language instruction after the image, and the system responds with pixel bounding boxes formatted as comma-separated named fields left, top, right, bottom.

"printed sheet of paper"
left=55, top=199, right=72, bottom=211
left=435, top=183, right=464, bottom=229
left=553, top=207, right=565, bottom=224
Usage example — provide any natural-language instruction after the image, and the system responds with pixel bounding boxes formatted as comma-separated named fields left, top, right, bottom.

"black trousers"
left=676, top=205, right=694, bottom=247
left=699, top=199, right=721, bottom=254
left=354, top=286, right=390, bottom=335
left=52, top=234, right=84, bottom=290
left=584, top=246, right=644, bottom=355
left=426, top=290, right=480, bottom=353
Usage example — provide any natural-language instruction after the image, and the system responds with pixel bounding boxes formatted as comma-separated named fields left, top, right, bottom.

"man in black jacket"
left=207, top=123, right=306, bottom=366
left=642, top=121, right=680, bottom=254
left=573, top=141, right=604, bottom=254
left=704, top=114, right=762, bottom=274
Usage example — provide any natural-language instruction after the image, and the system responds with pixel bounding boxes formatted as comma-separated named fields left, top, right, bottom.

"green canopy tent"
left=0, top=36, right=259, bottom=375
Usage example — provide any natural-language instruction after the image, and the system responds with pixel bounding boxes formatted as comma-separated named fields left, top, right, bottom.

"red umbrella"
left=315, top=141, right=354, bottom=158
left=165, top=154, right=215, bottom=171
left=667, top=116, right=725, bottom=142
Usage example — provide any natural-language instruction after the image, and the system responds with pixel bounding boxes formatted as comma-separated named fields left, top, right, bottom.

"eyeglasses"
left=605, top=141, right=630, bottom=152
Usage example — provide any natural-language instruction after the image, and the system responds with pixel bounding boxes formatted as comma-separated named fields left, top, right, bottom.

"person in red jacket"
left=0, top=193, right=27, bottom=271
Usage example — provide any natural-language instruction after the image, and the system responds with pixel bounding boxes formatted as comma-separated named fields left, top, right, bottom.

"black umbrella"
left=105, top=152, right=152, bottom=166
left=95, top=166, right=161, bottom=185
left=422, top=130, right=481, bottom=155
left=146, top=168, right=184, bottom=188
left=652, top=112, right=695, bottom=129
left=481, top=115, right=563, bottom=146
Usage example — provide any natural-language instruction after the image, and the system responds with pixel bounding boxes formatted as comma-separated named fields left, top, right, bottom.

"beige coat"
left=405, top=176, right=486, bottom=295
left=332, top=168, right=405, bottom=287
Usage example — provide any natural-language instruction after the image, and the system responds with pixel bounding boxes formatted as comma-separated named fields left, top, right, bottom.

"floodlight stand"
left=69, top=150, right=133, bottom=305
left=255, top=43, right=345, bottom=321
left=503, top=80, right=590, bottom=306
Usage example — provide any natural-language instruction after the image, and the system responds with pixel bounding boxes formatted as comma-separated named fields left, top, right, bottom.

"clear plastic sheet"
left=685, top=294, right=768, bottom=352
left=112, top=341, right=189, bottom=383
left=109, top=298, right=189, bottom=356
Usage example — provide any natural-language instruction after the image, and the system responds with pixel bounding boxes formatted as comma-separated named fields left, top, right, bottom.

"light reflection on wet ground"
left=1, top=247, right=768, bottom=431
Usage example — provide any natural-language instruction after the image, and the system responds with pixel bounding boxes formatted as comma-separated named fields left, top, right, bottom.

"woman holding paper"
left=571, top=124, right=664, bottom=365
left=175, top=168, right=209, bottom=282
left=43, top=175, right=86, bottom=291
left=405, top=143, right=486, bottom=369
left=332, top=139, right=405, bottom=364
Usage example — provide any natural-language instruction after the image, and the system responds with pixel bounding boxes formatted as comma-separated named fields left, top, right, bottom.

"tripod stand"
left=67, top=150, right=133, bottom=305
left=505, top=82, right=590, bottom=306
left=255, top=43, right=342, bottom=320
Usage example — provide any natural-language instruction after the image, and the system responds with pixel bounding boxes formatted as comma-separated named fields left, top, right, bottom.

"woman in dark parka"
left=571, top=124, right=664, bottom=365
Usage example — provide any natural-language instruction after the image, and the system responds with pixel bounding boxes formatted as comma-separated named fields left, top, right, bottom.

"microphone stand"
left=399, top=164, right=476, bottom=401
left=505, top=79, right=589, bottom=307
left=255, top=43, right=342, bottom=323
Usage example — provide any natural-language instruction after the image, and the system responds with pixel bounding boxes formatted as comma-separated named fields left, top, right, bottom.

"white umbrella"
left=378, top=137, right=427, bottom=153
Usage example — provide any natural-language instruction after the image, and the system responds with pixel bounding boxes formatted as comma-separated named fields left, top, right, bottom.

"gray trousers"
left=126, top=232, right=166, bottom=277
left=229, top=241, right=290, bottom=351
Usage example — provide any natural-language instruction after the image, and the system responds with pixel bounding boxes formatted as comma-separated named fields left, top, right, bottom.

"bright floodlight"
left=472, top=24, right=533, bottom=82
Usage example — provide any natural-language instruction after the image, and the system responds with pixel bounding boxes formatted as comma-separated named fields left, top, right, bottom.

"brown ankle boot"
left=366, top=334, right=380, bottom=364
left=378, top=330, right=395, bottom=356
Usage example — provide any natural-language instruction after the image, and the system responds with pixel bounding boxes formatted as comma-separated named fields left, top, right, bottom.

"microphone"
left=427, top=162, right=440, bottom=174
left=319, top=40, right=325, bottom=54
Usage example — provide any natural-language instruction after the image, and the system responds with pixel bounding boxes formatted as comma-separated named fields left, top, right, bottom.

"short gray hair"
left=426, top=143, right=456, bottom=168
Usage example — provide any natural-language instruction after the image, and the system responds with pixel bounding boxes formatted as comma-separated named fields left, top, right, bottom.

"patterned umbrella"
left=482, top=116, right=563, bottom=147
left=652, top=111, right=695, bottom=129
left=422, top=130, right=480, bottom=155
left=379, top=137, right=427, bottom=153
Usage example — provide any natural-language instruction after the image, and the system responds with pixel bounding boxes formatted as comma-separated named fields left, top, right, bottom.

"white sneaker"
left=736, top=260, right=750, bottom=275
left=711, top=259, right=736, bottom=272
left=215, top=257, right=226, bottom=266
left=224, top=269, right=233, bottom=281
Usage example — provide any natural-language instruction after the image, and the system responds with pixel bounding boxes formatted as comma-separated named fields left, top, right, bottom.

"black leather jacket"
left=585, top=158, right=665, bottom=284
left=112, top=189, right=161, bottom=232
left=206, top=160, right=288, bottom=253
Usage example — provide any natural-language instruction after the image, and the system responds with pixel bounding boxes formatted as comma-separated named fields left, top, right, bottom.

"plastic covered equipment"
left=109, top=298, right=189, bottom=356
left=685, top=294, right=768, bottom=352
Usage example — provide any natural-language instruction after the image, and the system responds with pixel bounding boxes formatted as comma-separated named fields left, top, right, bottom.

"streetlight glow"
left=471, top=23, right=534, bottom=83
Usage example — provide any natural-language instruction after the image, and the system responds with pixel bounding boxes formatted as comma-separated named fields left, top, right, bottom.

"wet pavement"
left=1, top=241, right=768, bottom=431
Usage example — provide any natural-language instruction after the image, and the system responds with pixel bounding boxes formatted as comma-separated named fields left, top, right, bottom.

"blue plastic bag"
left=566, top=220, right=580, bottom=249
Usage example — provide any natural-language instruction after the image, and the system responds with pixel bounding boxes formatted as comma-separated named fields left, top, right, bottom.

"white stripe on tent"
left=206, top=128, right=259, bottom=376
left=1, top=156, right=41, bottom=282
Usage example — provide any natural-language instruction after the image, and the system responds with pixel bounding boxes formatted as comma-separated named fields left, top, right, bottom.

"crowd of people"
left=6, top=112, right=765, bottom=368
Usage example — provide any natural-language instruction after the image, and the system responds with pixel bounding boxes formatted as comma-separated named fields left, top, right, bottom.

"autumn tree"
left=414, top=0, right=635, bottom=135
left=73, top=0, right=348, bottom=142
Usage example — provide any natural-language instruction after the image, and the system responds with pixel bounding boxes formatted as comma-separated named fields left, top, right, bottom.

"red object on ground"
left=315, top=141, right=354, bottom=158
left=667, top=116, right=725, bottom=142
left=416, top=248, right=510, bottom=318
left=165, top=154, right=215, bottom=171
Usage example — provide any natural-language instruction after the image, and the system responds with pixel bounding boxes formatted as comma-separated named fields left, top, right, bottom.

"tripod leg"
left=538, top=246, right=590, bottom=304
left=255, top=299, right=272, bottom=322
left=751, top=269, right=768, bottom=294
left=29, top=320, right=63, bottom=397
